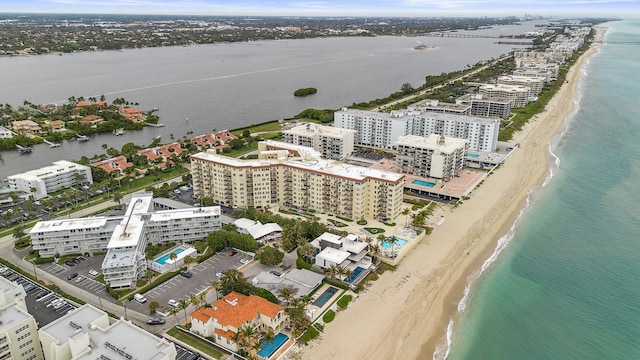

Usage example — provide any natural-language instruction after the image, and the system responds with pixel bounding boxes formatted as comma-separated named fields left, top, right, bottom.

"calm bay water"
left=0, top=21, right=543, bottom=175
left=444, top=20, right=640, bottom=360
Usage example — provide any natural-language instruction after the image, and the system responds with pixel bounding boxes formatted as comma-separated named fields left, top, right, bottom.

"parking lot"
left=128, top=250, right=252, bottom=314
left=38, top=255, right=110, bottom=299
left=1, top=267, right=77, bottom=327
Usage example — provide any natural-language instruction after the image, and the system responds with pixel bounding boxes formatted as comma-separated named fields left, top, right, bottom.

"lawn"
left=166, top=327, right=224, bottom=359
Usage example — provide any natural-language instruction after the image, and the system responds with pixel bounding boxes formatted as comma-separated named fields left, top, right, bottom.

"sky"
left=1, top=0, right=636, bottom=17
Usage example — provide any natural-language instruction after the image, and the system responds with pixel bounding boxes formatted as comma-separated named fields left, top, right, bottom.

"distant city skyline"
left=0, top=0, right=635, bottom=17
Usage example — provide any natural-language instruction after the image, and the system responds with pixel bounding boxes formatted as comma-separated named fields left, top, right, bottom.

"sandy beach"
left=297, top=28, right=604, bottom=360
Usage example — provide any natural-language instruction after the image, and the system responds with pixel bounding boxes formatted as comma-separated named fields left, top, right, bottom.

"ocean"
left=443, top=20, right=640, bottom=360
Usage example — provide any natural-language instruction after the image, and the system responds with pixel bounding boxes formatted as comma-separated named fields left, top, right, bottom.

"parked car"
left=134, top=294, right=147, bottom=303
left=88, top=269, right=99, bottom=277
left=215, top=272, right=223, bottom=278
left=240, top=258, right=251, bottom=265
left=168, top=299, right=179, bottom=307
left=67, top=273, right=78, bottom=280
left=65, top=260, right=75, bottom=266
left=75, top=275, right=86, bottom=283
left=180, top=270, right=192, bottom=278
left=270, top=271, right=282, bottom=277
left=147, top=317, right=165, bottom=325
left=229, top=251, right=238, bottom=256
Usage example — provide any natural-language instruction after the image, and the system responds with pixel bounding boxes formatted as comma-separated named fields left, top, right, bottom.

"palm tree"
left=210, top=279, right=221, bottom=301
left=218, top=269, right=253, bottom=296
left=148, top=300, right=160, bottom=315
left=402, top=207, right=410, bottom=227
left=327, top=264, right=341, bottom=280
left=277, top=286, right=297, bottom=305
left=169, top=252, right=178, bottom=271
left=298, top=243, right=315, bottom=262
left=189, top=293, right=200, bottom=308
left=112, top=192, right=123, bottom=206
left=343, top=268, right=354, bottom=283
left=178, top=299, right=189, bottom=322
left=13, top=227, right=26, bottom=240
left=183, top=255, right=193, bottom=269
left=369, top=243, right=381, bottom=262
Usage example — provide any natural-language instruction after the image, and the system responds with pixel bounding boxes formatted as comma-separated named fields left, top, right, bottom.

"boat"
left=113, top=128, right=126, bottom=136
left=15, top=144, right=32, bottom=153
left=76, top=134, right=89, bottom=142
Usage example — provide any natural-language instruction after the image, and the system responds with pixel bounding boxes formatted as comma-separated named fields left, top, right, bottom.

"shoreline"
left=298, top=28, right=604, bottom=360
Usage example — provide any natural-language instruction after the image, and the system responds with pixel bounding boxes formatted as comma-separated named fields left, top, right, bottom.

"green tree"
left=13, top=227, right=26, bottom=240
left=112, top=193, right=123, bottom=206
left=401, top=82, right=415, bottom=95
left=169, top=252, right=178, bottom=271
left=148, top=300, right=160, bottom=315
left=218, top=269, right=253, bottom=296
left=256, top=247, right=284, bottom=266
left=277, top=286, right=297, bottom=305
left=183, top=255, right=194, bottom=269
left=402, top=207, right=410, bottom=227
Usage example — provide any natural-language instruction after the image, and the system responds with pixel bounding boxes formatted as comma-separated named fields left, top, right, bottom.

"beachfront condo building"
left=39, top=304, right=176, bottom=360
left=455, top=94, right=513, bottom=119
left=395, top=135, right=468, bottom=179
left=190, top=141, right=404, bottom=221
left=282, top=123, right=356, bottom=160
left=334, top=108, right=499, bottom=152
left=7, top=160, right=93, bottom=200
left=478, top=84, right=532, bottom=108
left=497, top=75, right=546, bottom=95
left=0, top=277, right=44, bottom=360
left=406, top=99, right=472, bottom=116
left=190, top=292, right=288, bottom=353
left=30, top=193, right=221, bottom=288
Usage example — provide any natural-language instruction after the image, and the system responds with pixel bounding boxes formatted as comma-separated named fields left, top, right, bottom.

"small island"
left=294, top=87, right=318, bottom=97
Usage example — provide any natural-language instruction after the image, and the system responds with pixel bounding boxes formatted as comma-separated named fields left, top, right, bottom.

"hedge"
left=299, top=326, right=320, bottom=345
left=322, top=310, right=335, bottom=323
left=296, top=257, right=312, bottom=270
left=337, top=295, right=353, bottom=309
left=253, top=287, right=279, bottom=304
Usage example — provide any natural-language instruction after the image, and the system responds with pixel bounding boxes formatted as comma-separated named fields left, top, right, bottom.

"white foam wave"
left=433, top=320, right=454, bottom=360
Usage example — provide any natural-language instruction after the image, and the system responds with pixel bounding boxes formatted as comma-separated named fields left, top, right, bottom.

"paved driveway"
left=128, top=250, right=252, bottom=314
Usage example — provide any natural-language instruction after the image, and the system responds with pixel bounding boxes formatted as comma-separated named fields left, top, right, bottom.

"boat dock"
left=42, top=139, right=61, bottom=148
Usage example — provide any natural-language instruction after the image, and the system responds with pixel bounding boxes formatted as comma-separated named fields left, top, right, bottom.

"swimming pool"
left=345, top=267, right=366, bottom=283
left=466, top=153, right=480, bottom=159
left=154, top=248, right=185, bottom=265
left=258, top=333, right=289, bottom=358
left=314, top=287, right=338, bottom=307
left=411, top=179, right=436, bottom=187
left=380, top=237, right=408, bottom=249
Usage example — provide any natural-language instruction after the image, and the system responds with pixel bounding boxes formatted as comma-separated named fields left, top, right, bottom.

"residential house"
left=80, top=115, right=104, bottom=127
left=119, top=108, right=145, bottom=123
left=190, top=130, right=239, bottom=151
left=233, top=218, right=283, bottom=243
left=75, top=101, right=107, bottom=110
left=190, top=292, right=287, bottom=352
left=41, top=120, right=66, bottom=132
left=0, top=126, right=13, bottom=139
left=11, top=120, right=41, bottom=134
left=92, top=156, right=133, bottom=174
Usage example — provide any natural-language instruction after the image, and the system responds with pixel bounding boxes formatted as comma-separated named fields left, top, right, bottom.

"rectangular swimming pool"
left=466, top=153, right=480, bottom=159
left=314, top=287, right=338, bottom=307
left=154, top=248, right=185, bottom=265
left=411, top=179, right=436, bottom=187
left=258, top=332, right=289, bottom=358
left=380, top=237, right=408, bottom=249
left=346, top=267, right=366, bottom=283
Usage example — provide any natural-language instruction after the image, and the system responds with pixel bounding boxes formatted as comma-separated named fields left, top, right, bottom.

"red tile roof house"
left=80, top=115, right=105, bottom=127
left=190, top=130, right=238, bottom=150
left=75, top=101, right=107, bottom=110
left=92, top=156, right=133, bottom=174
left=119, top=107, right=145, bottom=123
left=190, top=292, right=288, bottom=353
left=137, top=143, right=184, bottom=163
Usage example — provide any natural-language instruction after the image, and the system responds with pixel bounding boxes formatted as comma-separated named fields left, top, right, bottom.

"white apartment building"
left=456, top=94, right=513, bottom=119
left=479, top=84, right=532, bottom=108
left=407, top=99, right=471, bottom=116
left=191, top=141, right=405, bottom=221
left=39, top=304, right=176, bottom=360
left=30, top=193, right=221, bottom=288
left=334, top=108, right=500, bottom=152
left=7, top=161, right=93, bottom=199
left=282, top=123, right=355, bottom=160
left=0, top=277, right=43, bottom=360
left=497, top=75, right=546, bottom=95
left=395, top=135, right=468, bottom=179
left=30, top=217, right=121, bottom=258
left=0, top=126, right=13, bottom=139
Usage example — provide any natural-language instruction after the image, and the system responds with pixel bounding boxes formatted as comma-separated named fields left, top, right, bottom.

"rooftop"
left=395, top=134, right=468, bottom=152
left=284, top=123, right=356, bottom=138
left=316, top=247, right=350, bottom=264
left=149, top=206, right=220, bottom=222
left=191, top=292, right=285, bottom=328
left=7, top=160, right=89, bottom=181
left=30, top=217, right=113, bottom=234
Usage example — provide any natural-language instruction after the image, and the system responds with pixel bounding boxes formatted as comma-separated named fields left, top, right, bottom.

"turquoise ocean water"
left=442, top=20, right=640, bottom=360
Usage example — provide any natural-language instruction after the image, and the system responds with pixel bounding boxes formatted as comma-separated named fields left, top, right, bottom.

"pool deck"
left=370, top=159, right=487, bottom=201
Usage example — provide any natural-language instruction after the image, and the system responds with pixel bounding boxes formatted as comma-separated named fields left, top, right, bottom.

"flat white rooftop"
left=396, top=134, right=468, bottom=152
left=317, top=232, right=342, bottom=245
left=107, top=215, right=145, bottom=249
left=284, top=123, right=356, bottom=138
left=7, top=160, right=88, bottom=181
left=31, top=217, right=111, bottom=233
left=149, top=206, right=220, bottom=222
left=192, top=150, right=404, bottom=183
left=317, top=247, right=350, bottom=264
left=125, top=192, right=154, bottom=216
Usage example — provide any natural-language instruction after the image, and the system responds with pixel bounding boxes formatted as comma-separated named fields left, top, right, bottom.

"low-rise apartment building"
left=455, top=94, right=513, bottom=119
left=497, top=75, right=546, bottom=95
left=407, top=99, right=471, bottom=116
left=7, top=160, right=93, bottom=199
left=395, top=134, right=468, bottom=179
left=39, top=304, right=176, bottom=360
left=190, top=141, right=404, bottom=221
left=282, top=123, right=355, bottom=160
left=478, top=84, right=532, bottom=108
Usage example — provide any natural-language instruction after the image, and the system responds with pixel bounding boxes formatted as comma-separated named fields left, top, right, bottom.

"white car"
left=215, top=272, right=223, bottom=278
left=88, top=269, right=99, bottom=277
left=240, top=258, right=251, bottom=264
left=74, top=275, right=86, bottom=283
left=168, top=299, right=179, bottom=307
